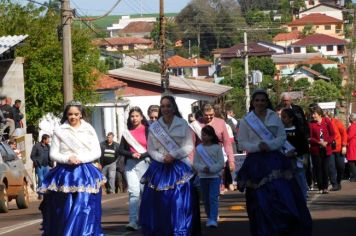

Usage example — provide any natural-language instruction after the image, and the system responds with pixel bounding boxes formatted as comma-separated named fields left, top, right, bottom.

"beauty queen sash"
left=244, top=112, right=295, bottom=154
left=53, top=129, right=91, bottom=155
left=189, top=120, right=202, bottom=140
left=122, top=129, right=147, bottom=154
left=149, top=121, right=180, bottom=153
left=196, top=144, right=215, bottom=168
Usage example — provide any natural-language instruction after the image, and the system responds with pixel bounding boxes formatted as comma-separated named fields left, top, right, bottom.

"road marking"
left=0, top=194, right=128, bottom=234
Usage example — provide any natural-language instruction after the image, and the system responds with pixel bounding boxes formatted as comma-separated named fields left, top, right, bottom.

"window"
left=291, top=27, right=298, bottom=31
left=309, top=0, right=315, bottom=5
left=294, top=47, right=301, bottom=53
left=324, top=25, right=331, bottom=30
left=326, top=45, right=334, bottom=51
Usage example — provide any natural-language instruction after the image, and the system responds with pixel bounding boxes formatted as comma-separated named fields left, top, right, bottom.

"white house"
left=299, top=3, right=343, bottom=20
left=107, top=15, right=156, bottom=38
left=291, top=66, right=331, bottom=83
left=289, top=33, right=347, bottom=62
left=107, top=68, right=232, bottom=122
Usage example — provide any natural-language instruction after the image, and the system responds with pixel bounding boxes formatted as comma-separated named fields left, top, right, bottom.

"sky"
left=15, top=0, right=191, bottom=16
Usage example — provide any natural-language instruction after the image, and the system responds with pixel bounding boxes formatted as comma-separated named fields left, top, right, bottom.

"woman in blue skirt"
left=139, top=95, right=194, bottom=236
left=38, top=101, right=105, bottom=236
left=237, top=90, right=312, bottom=236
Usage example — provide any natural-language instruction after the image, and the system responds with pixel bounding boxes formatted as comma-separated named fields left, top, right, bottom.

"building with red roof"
left=289, top=33, right=347, bottom=62
left=287, top=13, right=344, bottom=39
left=273, top=31, right=302, bottom=47
left=166, top=55, right=214, bottom=79
left=92, top=37, right=154, bottom=51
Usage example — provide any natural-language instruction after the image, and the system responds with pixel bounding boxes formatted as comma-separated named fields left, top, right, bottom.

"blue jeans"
left=102, top=161, right=116, bottom=193
left=35, top=166, right=50, bottom=195
left=329, top=152, right=345, bottom=186
left=200, top=177, right=220, bottom=222
left=125, top=158, right=149, bottom=224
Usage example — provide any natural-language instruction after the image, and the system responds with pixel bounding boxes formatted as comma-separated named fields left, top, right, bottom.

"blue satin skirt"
left=39, top=163, right=105, bottom=236
left=139, top=160, right=194, bottom=236
left=237, top=151, right=312, bottom=236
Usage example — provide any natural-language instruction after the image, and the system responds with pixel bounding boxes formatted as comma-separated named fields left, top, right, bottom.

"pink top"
left=190, top=117, right=234, bottom=164
left=129, top=124, right=147, bottom=153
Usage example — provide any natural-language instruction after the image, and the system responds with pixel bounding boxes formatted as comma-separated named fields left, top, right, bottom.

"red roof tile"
left=220, top=42, right=275, bottom=58
left=291, top=33, right=347, bottom=46
left=166, top=55, right=212, bottom=68
left=288, top=13, right=342, bottom=26
left=92, top=37, right=153, bottom=46
left=301, top=56, right=338, bottom=65
left=273, top=31, right=302, bottom=42
left=94, top=70, right=127, bottom=90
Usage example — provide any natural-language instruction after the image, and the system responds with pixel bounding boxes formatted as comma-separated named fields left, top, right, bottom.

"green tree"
left=308, top=80, right=340, bottom=102
left=311, top=63, right=326, bottom=75
left=139, top=61, right=161, bottom=73
left=324, top=67, right=342, bottom=89
left=293, top=78, right=311, bottom=91
left=0, top=1, right=105, bottom=127
left=249, top=57, right=276, bottom=76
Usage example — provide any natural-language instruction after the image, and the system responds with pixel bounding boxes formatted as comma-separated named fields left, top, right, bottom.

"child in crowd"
left=8, top=140, right=22, bottom=159
left=281, top=108, right=310, bottom=201
left=193, top=125, right=225, bottom=228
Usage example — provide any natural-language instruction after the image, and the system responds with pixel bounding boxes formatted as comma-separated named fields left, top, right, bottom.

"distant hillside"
left=80, top=13, right=178, bottom=30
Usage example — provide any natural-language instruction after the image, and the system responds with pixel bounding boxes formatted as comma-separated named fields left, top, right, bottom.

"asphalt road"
left=0, top=181, right=355, bottom=236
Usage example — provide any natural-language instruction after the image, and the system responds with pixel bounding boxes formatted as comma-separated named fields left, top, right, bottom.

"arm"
left=221, top=122, right=234, bottom=164
left=337, top=120, right=348, bottom=146
left=308, top=123, right=320, bottom=145
left=118, top=139, right=133, bottom=158
left=147, top=132, right=165, bottom=162
left=50, top=132, right=70, bottom=164
left=325, top=119, right=335, bottom=144
left=263, top=115, right=286, bottom=151
left=238, top=119, right=261, bottom=152
left=209, top=146, right=225, bottom=174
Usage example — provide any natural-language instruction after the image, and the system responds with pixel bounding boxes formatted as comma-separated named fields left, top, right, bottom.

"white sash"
left=244, top=112, right=295, bottom=153
left=53, top=129, right=90, bottom=155
left=196, top=144, right=215, bottom=168
left=149, top=121, right=180, bottom=153
left=122, top=129, right=147, bottom=154
left=189, top=121, right=202, bottom=140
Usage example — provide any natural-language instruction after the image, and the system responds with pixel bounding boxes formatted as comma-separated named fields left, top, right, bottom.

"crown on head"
left=66, top=100, right=82, bottom=106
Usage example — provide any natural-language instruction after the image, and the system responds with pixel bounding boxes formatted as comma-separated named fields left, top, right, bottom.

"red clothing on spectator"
left=309, top=117, right=335, bottom=156
left=330, top=118, right=348, bottom=152
left=347, top=123, right=356, bottom=161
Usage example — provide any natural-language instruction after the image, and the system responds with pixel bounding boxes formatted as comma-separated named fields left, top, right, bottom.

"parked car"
left=0, top=142, right=30, bottom=213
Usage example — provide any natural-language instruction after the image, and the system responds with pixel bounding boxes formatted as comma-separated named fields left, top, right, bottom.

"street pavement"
left=0, top=180, right=355, bottom=235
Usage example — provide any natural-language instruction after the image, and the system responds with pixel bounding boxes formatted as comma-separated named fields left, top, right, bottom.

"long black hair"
left=201, top=125, right=219, bottom=145
left=249, top=90, right=273, bottom=112
left=282, top=108, right=306, bottom=137
left=60, top=101, right=85, bottom=124
left=127, top=106, right=148, bottom=130
left=158, top=95, right=182, bottom=118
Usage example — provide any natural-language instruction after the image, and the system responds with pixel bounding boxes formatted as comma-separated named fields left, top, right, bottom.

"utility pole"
left=61, top=0, right=74, bottom=104
left=159, top=0, right=169, bottom=93
left=244, top=32, right=250, bottom=113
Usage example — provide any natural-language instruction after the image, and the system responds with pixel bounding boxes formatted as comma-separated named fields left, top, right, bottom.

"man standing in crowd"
left=100, top=132, right=120, bottom=194
left=13, top=99, right=24, bottom=131
left=30, top=134, right=51, bottom=200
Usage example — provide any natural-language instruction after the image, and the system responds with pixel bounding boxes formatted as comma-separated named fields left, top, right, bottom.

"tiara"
left=66, top=100, right=82, bottom=106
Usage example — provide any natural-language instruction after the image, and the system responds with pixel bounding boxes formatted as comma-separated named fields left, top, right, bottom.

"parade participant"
left=119, top=106, right=150, bottom=231
left=38, top=101, right=105, bottom=236
left=9, top=140, right=22, bottom=159
left=237, top=89, right=312, bottom=236
left=100, top=132, right=120, bottom=194
left=147, top=104, right=159, bottom=125
left=30, top=134, right=51, bottom=200
left=347, top=113, right=356, bottom=182
left=193, top=125, right=224, bottom=228
left=140, top=95, right=194, bottom=236
left=309, top=106, right=335, bottom=194
left=281, top=108, right=309, bottom=200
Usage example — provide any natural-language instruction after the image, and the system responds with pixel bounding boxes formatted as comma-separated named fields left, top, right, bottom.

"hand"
left=259, top=142, right=270, bottom=152
left=163, top=154, right=174, bottom=164
left=68, top=155, right=81, bottom=165
left=132, top=153, right=141, bottom=159
left=203, top=167, right=210, bottom=173
left=342, top=146, right=347, bottom=155
left=319, top=141, right=327, bottom=148
left=229, top=161, right=235, bottom=172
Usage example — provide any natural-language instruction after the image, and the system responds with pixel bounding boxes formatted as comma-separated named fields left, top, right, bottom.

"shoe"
left=206, top=220, right=218, bottom=228
left=350, top=178, right=356, bottom=182
left=330, top=185, right=341, bottom=191
left=317, top=190, right=323, bottom=194
left=322, top=189, right=329, bottom=194
left=126, top=222, right=139, bottom=231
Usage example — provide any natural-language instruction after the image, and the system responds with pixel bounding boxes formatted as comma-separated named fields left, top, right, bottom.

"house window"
left=291, top=27, right=298, bottom=31
left=309, top=0, right=315, bottom=5
left=336, top=25, right=342, bottom=34
left=324, top=25, right=331, bottom=30
left=326, top=45, right=334, bottom=51
left=318, top=46, right=321, bottom=49
left=294, top=47, right=301, bottom=53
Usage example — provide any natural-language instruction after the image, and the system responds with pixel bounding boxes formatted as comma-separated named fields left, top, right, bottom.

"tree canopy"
left=0, top=0, right=105, bottom=128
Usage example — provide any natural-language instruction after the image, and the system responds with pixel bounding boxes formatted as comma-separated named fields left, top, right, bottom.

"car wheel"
left=16, top=182, right=29, bottom=209
left=0, top=184, right=9, bottom=213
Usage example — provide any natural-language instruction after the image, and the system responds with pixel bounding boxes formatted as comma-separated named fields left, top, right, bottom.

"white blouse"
left=238, top=109, right=286, bottom=153
left=50, top=120, right=101, bottom=164
left=147, top=116, right=194, bottom=166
